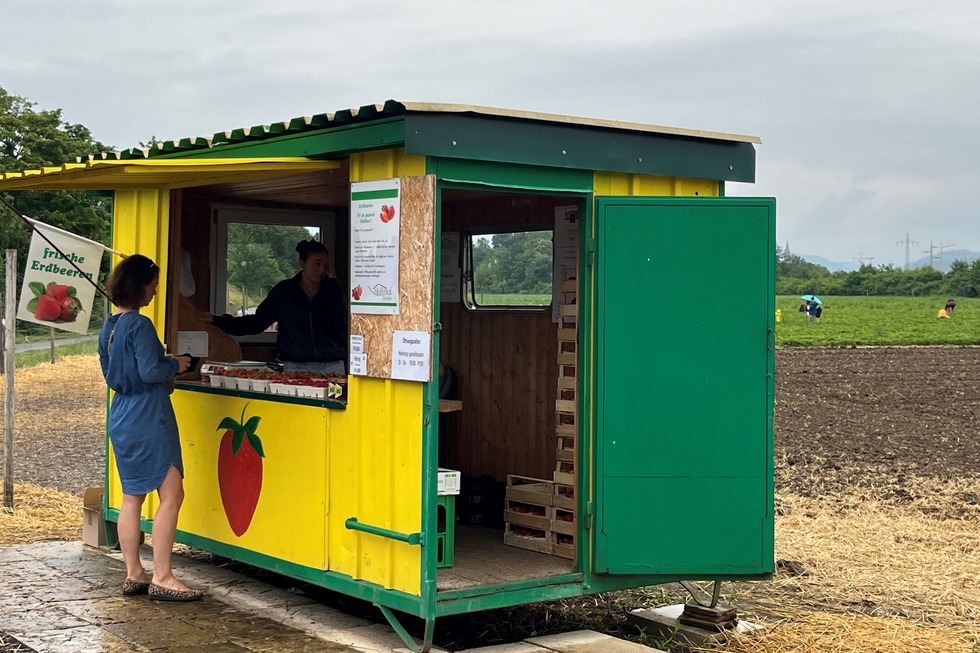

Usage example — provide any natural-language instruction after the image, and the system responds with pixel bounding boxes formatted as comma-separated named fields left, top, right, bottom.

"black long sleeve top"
left=212, top=273, right=347, bottom=364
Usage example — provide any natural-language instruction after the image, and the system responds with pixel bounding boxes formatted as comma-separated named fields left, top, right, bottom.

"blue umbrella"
left=801, top=295, right=822, bottom=304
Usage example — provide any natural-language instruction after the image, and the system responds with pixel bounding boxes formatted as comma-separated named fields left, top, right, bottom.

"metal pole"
left=4, top=249, right=16, bottom=509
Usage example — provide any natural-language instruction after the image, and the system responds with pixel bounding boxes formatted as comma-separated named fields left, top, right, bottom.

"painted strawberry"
left=352, top=285, right=363, bottom=301
left=33, top=294, right=61, bottom=321
left=216, top=405, right=266, bottom=537
left=58, top=296, right=84, bottom=322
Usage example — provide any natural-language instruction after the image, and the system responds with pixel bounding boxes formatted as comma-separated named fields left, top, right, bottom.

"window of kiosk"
left=462, top=224, right=553, bottom=312
left=211, top=205, right=336, bottom=346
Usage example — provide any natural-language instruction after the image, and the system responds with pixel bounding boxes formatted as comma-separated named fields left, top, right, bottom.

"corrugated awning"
left=0, top=158, right=340, bottom=191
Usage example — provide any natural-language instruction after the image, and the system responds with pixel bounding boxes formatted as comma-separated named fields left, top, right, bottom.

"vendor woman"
left=207, top=240, right=347, bottom=375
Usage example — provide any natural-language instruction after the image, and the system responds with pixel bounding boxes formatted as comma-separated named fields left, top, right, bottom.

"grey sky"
left=3, top=0, right=978, bottom=267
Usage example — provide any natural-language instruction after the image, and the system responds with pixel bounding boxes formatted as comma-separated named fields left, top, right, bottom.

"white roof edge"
left=399, top=101, right=762, bottom=145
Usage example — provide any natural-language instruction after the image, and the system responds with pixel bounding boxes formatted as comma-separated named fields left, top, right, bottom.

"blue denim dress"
left=98, top=312, right=182, bottom=495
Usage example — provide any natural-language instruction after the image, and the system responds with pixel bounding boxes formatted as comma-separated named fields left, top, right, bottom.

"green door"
left=593, top=197, right=775, bottom=576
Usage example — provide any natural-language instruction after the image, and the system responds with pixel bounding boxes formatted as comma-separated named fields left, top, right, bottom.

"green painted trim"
left=427, top=157, right=593, bottom=193
left=351, top=189, right=399, bottom=200
left=178, top=529, right=424, bottom=615
left=579, top=197, right=594, bottom=568
left=420, top=184, right=443, bottom=624
left=377, top=605, right=421, bottom=652
left=156, top=119, right=406, bottom=160
left=719, top=181, right=726, bottom=197
left=174, top=382, right=346, bottom=409
left=345, top=518, right=421, bottom=545
left=406, top=114, right=756, bottom=183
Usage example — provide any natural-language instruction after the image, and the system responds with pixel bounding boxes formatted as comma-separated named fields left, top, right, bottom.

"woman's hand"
left=172, top=354, right=192, bottom=373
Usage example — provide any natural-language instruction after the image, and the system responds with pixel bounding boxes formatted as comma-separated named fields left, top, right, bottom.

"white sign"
left=350, top=179, right=400, bottom=315
left=177, top=331, right=209, bottom=357
left=17, top=221, right=106, bottom=335
left=349, top=334, right=367, bottom=376
left=391, top=330, right=431, bottom=382
left=554, top=205, right=579, bottom=248
left=440, top=232, right=461, bottom=302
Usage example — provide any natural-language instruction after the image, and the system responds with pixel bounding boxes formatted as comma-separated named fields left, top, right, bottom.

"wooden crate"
left=557, top=351, right=577, bottom=366
left=560, top=279, right=578, bottom=293
left=555, top=399, right=576, bottom=413
left=551, top=508, right=575, bottom=536
left=551, top=531, right=575, bottom=560
left=554, top=484, right=575, bottom=511
left=557, top=328, right=577, bottom=343
left=504, top=526, right=553, bottom=555
left=553, top=461, right=574, bottom=486
left=556, top=423, right=577, bottom=438
left=504, top=504, right=551, bottom=531
left=505, top=475, right=554, bottom=507
left=560, top=304, right=578, bottom=319
left=557, top=374, right=577, bottom=390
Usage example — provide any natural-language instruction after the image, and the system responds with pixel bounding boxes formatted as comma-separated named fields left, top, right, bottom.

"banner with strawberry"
left=16, top=220, right=106, bottom=334
left=350, top=178, right=400, bottom=315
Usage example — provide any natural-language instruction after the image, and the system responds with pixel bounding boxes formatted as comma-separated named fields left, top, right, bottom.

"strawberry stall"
left=0, top=101, right=776, bottom=651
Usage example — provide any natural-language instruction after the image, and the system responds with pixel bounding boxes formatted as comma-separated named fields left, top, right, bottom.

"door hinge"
left=585, top=501, right=595, bottom=530
left=585, top=238, right=597, bottom=268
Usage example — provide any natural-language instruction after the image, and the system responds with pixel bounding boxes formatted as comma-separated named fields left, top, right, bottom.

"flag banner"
left=16, top=221, right=105, bottom=334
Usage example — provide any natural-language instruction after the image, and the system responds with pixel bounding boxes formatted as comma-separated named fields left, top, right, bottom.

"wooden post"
left=3, top=249, right=16, bottom=509
left=49, top=326, right=56, bottom=364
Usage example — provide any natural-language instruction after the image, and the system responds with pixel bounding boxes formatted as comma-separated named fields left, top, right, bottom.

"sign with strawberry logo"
left=16, top=219, right=106, bottom=334
left=350, top=179, right=400, bottom=315
left=216, top=404, right=266, bottom=537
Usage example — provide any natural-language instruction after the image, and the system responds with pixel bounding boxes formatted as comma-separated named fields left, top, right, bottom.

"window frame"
left=461, top=220, right=554, bottom=313
left=210, top=204, right=337, bottom=344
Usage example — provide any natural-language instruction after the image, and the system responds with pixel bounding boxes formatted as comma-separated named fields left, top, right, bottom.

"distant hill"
left=797, top=255, right=858, bottom=273
left=797, top=250, right=980, bottom=274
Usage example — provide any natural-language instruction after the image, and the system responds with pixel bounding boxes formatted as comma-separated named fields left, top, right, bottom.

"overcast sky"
left=4, top=1, right=978, bottom=267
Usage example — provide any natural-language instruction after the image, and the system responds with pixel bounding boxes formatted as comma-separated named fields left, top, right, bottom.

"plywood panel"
left=350, top=174, right=436, bottom=378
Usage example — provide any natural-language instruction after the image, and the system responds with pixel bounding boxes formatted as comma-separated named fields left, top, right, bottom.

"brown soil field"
left=1, top=349, right=979, bottom=652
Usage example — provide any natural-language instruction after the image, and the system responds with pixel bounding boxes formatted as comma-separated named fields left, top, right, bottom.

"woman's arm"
left=211, top=284, right=282, bottom=335
left=131, top=317, right=181, bottom=384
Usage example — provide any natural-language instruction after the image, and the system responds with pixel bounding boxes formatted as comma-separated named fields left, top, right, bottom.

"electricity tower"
left=938, top=243, right=957, bottom=272
left=896, top=233, right=918, bottom=270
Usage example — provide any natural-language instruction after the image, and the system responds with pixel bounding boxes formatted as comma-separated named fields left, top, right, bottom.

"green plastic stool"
left=436, top=494, right=455, bottom=568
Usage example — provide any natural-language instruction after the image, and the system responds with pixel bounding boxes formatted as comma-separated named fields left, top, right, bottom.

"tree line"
left=778, top=247, right=980, bottom=297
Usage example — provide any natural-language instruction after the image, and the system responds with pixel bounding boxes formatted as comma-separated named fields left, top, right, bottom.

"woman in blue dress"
left=98, top=254, right=202, bottom=601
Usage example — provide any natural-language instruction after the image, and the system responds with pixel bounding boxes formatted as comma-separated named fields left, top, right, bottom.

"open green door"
left=593, top=196, right=775, bottom=577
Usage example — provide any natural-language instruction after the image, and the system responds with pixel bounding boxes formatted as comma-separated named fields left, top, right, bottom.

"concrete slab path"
left=1, top=542, right=663, bottom=653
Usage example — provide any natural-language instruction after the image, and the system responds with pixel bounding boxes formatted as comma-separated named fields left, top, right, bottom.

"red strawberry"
left=59, top=296, right=83, bottom=322
left=46, top=283, right=71, bottom=301
left=216, top=406, right=265, bottom=537
left=352, top=285, right=362, bottom=301
left=34, top=294, right=62, bottom=321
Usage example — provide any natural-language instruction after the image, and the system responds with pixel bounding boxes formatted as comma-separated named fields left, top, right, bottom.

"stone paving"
left=0, top=541, right=399, bottom=653
left=0, top=542, right=664, bottom=653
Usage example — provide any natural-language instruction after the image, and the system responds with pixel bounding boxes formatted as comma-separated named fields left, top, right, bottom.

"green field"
left=776, top=295, right=978, bottom=346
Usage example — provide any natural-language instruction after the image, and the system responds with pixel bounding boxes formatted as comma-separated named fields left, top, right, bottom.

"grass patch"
left=13, top=340, right=98, bottom=369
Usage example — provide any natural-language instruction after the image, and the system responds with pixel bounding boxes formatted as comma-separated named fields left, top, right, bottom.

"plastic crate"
left=436, top=494, right=455, bottom=568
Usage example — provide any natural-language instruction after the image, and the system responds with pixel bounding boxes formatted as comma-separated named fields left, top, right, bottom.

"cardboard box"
left=82, top=487, right=106, bottom=548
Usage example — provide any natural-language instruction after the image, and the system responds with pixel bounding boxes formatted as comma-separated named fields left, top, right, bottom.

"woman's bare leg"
left=119, top=492, right=150, bottom=582
left=150, top=465, right=190, bottom=591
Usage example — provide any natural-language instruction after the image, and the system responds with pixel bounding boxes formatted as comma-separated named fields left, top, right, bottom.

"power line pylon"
left=896, top=233, right=918, bottom=270
left=938, top=243, right=957, bottom=273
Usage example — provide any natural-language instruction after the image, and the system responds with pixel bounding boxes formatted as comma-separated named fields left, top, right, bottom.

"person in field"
left=945, top=298, right=956, bottom=314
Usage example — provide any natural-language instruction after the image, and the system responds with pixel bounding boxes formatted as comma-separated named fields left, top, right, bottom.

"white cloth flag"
left=16, top=219, right=107, bottom=335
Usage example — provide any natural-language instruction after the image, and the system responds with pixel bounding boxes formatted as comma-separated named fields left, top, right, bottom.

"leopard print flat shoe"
left=121, top=579, right=151, bottom=596
left=148, top=583, right=204, bottom=602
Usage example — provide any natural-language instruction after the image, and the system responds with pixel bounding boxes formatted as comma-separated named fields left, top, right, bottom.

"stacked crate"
left=503, top=475, right=554, bottom=553
left=553, top=275, right=578, bottom=559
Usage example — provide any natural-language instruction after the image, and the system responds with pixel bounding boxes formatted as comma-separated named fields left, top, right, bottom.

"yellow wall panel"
left=106, top=189, right=171, bottom=517
left=593, top=172, right=718, bottom=197
left=349, top=148, right=425, bottom=181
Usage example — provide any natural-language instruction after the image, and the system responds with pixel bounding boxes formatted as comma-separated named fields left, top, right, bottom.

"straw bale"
left=0, top=482, right=82, bottom=545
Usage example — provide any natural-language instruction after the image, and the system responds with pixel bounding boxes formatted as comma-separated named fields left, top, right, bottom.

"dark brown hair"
left=106, top=254, right=159, bottom=308
left=296, top=239, right=328, bottom=261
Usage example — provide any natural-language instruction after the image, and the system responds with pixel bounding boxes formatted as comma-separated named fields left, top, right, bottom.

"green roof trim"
left=72, top=100, right=757, bottom=183
left=407, top=113, right=756, bottom=183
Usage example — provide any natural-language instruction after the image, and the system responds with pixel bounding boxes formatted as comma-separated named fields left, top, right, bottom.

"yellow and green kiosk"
left=0, top=101, right=775, bottom=651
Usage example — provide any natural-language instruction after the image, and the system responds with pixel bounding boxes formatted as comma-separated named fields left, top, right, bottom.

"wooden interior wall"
left=439, top=194, right=580, bottom=482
